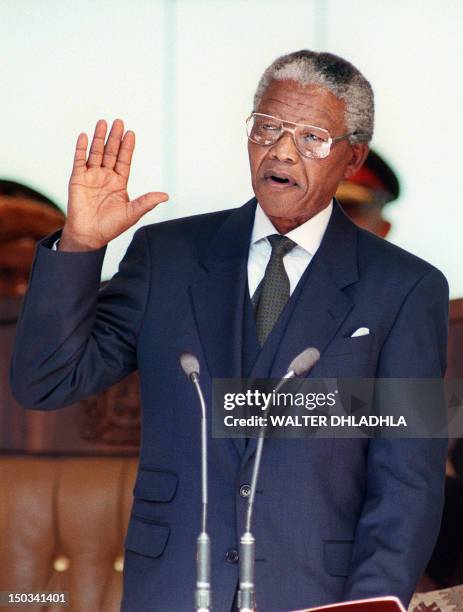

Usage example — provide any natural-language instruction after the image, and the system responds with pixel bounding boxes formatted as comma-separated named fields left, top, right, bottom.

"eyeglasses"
left=246, top=112, right=355, bottom=159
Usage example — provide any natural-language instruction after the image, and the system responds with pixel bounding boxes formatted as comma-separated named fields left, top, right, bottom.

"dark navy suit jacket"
left=11, top=199, right=449, bottom=611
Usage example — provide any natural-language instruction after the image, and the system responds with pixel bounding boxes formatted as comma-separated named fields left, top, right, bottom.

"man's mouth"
left=263, top=172, right=298, bottom=188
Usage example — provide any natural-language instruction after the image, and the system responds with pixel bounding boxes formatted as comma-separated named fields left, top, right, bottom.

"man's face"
left=248, top=79, right=368, bottom=229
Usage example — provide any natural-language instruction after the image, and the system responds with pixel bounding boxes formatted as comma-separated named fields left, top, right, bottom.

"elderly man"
left=11, top=50, right=448, bottom=611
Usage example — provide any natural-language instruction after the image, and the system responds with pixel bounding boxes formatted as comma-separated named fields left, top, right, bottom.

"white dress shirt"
left=247, top=201, right=333, bottom=298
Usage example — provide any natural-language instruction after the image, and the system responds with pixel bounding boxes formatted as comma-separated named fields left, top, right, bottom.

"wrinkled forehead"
left=256, top=79, right=347, bottom=133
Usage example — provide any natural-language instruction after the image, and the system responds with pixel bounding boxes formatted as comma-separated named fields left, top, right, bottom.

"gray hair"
left=254, top=50, right=374, bottom=144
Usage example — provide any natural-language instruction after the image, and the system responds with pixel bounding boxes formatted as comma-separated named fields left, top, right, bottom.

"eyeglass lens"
left=247, top=114, right=331, bottom=158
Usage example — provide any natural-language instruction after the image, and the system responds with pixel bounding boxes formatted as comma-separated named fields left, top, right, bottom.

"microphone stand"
left=180, top=353, right=212, bottom=612
left=191, top=372, right=212, bottom=612
left=236, top=373, right=295, bottom=612
left=237, top=348, right=320, bottom=612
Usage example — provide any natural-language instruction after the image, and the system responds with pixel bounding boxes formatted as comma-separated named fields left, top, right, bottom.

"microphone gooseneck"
left=245, top=346, right=320, bottom=533
left=180, top=352, right=211, bottom=612
left=237, top=347, right=321, bottom=612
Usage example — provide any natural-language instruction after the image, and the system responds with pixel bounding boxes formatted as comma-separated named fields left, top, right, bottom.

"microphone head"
left=288, top=347, right=320, bottom=376
left=180, top=352, right=200, bottom=378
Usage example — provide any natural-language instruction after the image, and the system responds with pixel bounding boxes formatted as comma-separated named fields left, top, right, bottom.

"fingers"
left=130, top=192, right=169, bottom=219
left=76, top=119, right=135, bottom=177
left=72, top=133, right=88, bottom=176
left=87, top=119, right=108, bottom=167
left=115, top=130, right=136, bottom=179
left=102, top=119, right=125, bottom=170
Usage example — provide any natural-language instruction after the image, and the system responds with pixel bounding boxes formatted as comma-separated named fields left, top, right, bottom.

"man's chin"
left=256, top=196, right=302, bottom=220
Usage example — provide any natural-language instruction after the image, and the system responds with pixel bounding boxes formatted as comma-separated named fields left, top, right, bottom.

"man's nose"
left=269, top=130, right=299, bottom=164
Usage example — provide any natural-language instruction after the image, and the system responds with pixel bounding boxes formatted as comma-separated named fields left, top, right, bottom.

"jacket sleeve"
left=10, top=227, right=150, bottom=410
left=343, top=268, right=449, bottom=606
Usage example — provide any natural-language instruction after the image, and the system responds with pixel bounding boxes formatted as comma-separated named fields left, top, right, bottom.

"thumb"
left=129, top=192, right=169, bottom=220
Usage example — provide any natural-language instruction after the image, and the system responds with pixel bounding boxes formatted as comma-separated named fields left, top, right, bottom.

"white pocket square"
left=351, top=327, right=370, bottom=337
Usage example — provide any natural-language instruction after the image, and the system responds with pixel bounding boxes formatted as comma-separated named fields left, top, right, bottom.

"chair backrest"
left=0, top=456, right=137, bottom=612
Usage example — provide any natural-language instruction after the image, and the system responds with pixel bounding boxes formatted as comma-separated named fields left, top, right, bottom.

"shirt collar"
left=251, top=199, right=333, bottom=256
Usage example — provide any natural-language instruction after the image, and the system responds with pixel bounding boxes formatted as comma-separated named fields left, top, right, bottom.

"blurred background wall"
left=1, top=0, right=462, bottom=293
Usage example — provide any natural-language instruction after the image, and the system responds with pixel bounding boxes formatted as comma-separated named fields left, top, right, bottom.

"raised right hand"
left=60, top=118, right=169, bottom=251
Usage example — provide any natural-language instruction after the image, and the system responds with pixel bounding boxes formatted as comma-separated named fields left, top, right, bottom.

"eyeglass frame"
left=245, top=112, right=358, bottom=159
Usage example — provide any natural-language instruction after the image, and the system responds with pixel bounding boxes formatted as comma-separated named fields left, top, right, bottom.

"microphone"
left=180, top=352, right=212, bottom=612
left=287, top=346, right=320, bottom=378
left=180, top=351, right=201, bottom=382
left=273, top=346, right=321, bottom=392
left=237, top=347, right=320, bottom=612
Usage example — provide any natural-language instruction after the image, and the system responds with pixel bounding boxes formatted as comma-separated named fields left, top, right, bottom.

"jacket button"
left=239, top=483, right=252, bottom=498
left=226, top=548, right=239, bottom=563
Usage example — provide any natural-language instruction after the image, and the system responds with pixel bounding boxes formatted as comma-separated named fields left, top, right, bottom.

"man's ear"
left=343, top=143, right=369, bottom=180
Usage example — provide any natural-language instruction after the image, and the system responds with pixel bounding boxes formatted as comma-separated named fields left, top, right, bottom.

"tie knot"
left=267, top=234, right=296, bottom=258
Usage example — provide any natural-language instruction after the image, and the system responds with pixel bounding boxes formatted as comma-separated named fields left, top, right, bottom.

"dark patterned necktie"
left=254, top=234, right=297, bottom=346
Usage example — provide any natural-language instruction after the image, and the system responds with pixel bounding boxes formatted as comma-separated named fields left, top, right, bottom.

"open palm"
left=63, top=119, right=168, bottom=251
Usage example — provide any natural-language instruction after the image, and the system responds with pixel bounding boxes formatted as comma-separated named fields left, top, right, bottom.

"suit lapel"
left=189, top=199, right=257, bottom=456
left=268, top=260, right=355, bottom=379
left=242, top=201, right=360, bottom=466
